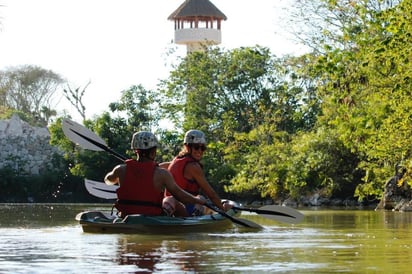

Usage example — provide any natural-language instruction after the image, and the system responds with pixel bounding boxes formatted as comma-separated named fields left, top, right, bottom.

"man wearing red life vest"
left=162, top=130, right=231, bottom=217
left=104, top=131, right=205, bottom=217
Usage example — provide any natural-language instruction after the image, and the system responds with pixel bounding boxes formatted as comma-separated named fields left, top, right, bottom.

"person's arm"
left=104, top=164, right=125, bottom=185
left=158, top=168, right=205, bottom=205
left=159, top=162, right=170, bottom=169
left=185, top=162, right=225, bottom=210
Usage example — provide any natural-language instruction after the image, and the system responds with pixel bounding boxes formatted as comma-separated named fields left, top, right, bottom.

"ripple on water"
left=1, top=207, right=412, bottom=273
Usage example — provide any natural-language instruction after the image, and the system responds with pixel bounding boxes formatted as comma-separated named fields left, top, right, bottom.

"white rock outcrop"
left=0, top=114, right=60, bottom=175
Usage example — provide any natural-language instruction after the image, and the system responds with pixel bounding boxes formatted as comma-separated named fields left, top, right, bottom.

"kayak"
left=83, top=178, right=304, bottom=226
left=75, top=205, right=242, bottom=234
left=62, top=119, right=304, bottom=232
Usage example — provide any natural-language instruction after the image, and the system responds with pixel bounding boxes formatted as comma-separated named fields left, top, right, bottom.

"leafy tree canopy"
left=0, top=65, right=64, bottom=126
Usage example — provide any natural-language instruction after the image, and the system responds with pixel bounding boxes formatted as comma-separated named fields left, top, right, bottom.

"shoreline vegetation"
left=1, top=1, right=412, bottom=210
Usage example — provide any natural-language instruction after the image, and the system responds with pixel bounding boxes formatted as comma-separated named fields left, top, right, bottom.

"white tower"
left=168, top=0, right=227, bottom=53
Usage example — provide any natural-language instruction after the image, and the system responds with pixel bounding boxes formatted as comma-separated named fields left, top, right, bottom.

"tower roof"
left=168, top=0, right=227, bottom=20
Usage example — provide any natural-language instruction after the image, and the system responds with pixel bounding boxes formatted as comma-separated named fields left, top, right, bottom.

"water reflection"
left=115, top=235, right=202, bottom=273
left=1, top=204, right=412, bottom=273
left=116, top=237, right=161, bottom=272
left=382, top=210, right=412, bottom=229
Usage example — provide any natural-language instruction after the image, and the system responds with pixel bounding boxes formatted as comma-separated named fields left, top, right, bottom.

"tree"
left=289, top=0, right=412, bottom=199
left=160, top=46, right=318, bottom=142
left=284, top=0, right=400, bottom=54
left=159, top=46, right=320, bottom=199
left=225, top=124, right=292, bottom=200
left=63, top=81, right=90, bottom=121
left=109, top=84, right=160, bottom=131
left=0, top=65, right=64, bottom=125
left=51, top=84, right=164, bottom=182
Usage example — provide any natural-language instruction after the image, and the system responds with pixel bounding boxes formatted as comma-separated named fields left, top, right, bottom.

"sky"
left=0, top=0, right=307, bottom=122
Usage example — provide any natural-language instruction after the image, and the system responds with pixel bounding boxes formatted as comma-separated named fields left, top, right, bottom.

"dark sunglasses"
left=191, top=144, right=207, bottom=151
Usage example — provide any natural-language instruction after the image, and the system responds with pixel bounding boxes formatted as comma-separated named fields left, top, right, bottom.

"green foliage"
left=159, top=46, right=321, bottom=199
left=202, top=141, right=237, bottom=196
left=40, top=0, right=412, bottom=203
left=49, top=85, right=168, bottom=182
left=226, top=125, right=291, bottom=199
left=50, top=114, right=128, bottom=181
left=49, top=117, right=76, bottom=155
left=287, top=129, right=361, bottom=198
left=0, top=151, right=87, bottom=202
left=160, top=46, right=317, bottom=140
left=0, top=108, right=42, bottom=126
left=109, top=84, right=160, bottom=131
left=226, top=126, right=361, bottom=201
left=291, top=0, right=412, bottom=200
left=156, top=129, right=181, bottom=163
left=0, top=166, right=27, bottom=201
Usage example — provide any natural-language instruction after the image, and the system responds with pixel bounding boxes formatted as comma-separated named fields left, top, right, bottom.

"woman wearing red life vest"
left=162, top=130, right=231, bottom=217
left=104, top=131, right=205, bottom=217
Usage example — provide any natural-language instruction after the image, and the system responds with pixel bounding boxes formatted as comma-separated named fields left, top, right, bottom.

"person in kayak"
left=104, top=131, right=206, bottom=217
left=161, top=129, right=231, bottom=217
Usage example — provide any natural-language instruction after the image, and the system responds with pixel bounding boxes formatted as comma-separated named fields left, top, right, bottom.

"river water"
left=0, top=203, right=411, bottom=273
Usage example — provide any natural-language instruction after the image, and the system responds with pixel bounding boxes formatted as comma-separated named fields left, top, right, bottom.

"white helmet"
left=184, top=130, right=206, bottom=144
left=131, top=131, right=158, bottom=150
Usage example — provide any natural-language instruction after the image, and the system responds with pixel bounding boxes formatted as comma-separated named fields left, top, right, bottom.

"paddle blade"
left=62, top=118, right=106, bottom=151
left=258, top=205, right=304, bottom=224
left=234, top=217, right=263, bottom=229
left=85, top=179, right=118, bottom=199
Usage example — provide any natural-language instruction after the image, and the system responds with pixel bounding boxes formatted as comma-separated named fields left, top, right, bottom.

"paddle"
left=61, top=118, right=127, bottom=161
left=62, top=118, right=262, bottom=228
left=232, top=205, right=304, bottom=224
left=84, top=178, right=304, bottom=224
left=84, top=179, right=118, bottom=199
left=204, top=203, right=263, bottom=229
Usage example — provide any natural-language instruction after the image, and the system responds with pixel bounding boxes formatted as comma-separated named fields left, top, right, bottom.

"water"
left=1, top=204, right=411, bottom=273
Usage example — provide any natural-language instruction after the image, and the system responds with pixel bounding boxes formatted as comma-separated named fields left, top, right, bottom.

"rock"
left=375, top=165, right=412, bottom=211
left=0, top=114, right=59, bottom=175
left=282, top=198, right=298, bottom=207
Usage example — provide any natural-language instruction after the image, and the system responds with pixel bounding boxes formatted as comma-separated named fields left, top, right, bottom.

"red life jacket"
left=165, top=156, right=200, bottom=196
left=115, top=159, right=163, bottom=216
